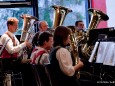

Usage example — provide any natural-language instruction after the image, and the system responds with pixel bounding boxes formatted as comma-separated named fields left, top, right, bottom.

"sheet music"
left=89, top=42, right=99, bottom=62
left=103, top=42, right=115, bottom=66
left=96, top=42, right=110, bottom=63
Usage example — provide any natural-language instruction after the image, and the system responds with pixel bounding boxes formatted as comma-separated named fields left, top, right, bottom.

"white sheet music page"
left=103, top=42, right=115, bottom=66
left=96, top=42, right=109, bottom=63
left=89, top=42, right=99, bottom=62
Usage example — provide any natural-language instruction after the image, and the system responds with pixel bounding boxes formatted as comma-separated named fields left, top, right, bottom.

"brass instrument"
left=20, top=14, right=38, bottom=59
left=67, top=26, right=80, bottom=79
left=52, top=5, right=72, bottom=29
left=81, top=8, right=109, bottom=59
left=20, top=14, right=38, bottom=42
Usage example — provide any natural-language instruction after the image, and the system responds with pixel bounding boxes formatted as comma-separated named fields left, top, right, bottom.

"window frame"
left=0, top=0, right=39, bottom=34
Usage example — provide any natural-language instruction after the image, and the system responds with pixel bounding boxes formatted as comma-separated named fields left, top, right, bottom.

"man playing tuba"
left=0, top=17, right=32, bottom=71
left=75, top=20, right=86, bottom=41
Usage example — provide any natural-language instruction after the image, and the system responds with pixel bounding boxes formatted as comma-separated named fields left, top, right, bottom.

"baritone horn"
left=20, top=14, right=38, bottom=42
left=67, top=26, right=81, bottom=79
left=52, top=5, right=72, bottom=29
left=20, top=14, right=38, bottom=59
left=81, top=8, right=109, bottom=59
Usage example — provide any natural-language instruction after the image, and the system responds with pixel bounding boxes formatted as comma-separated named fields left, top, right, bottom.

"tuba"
left=67, top=26, right=80, bottom=79
left=20, top=14, right=38, bottom=59
left=52, top=5, right=72, bottom=29
left=81, top=8, right=109, bottom=59
left=20, top=14, right=38, bottom=42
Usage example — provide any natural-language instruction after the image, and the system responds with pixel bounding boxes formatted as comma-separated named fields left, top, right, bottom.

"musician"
left=75, top=20, right=86, bottom=43
left=75, top=20, right=85, bottom=31
left=49, top=26, right=84, bottom=86
left=0, top=17, right=32, bottom=71
left=30, top=31, right=53, bottom=65
left=38, top=20, right=49, bottom=32
left=32, top=20, right=49, bottom=47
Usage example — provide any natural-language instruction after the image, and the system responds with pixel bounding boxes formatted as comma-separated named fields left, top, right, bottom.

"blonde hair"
left=7, top=17, right=19, bottom=26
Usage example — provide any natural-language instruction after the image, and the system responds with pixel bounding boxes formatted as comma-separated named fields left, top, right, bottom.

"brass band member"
left=38, top=21, right=49, bottom=32
left=32, top=20, right=49, bottom=47
left=0, top=17, right=31, bottom=71
left=75, top=20, right=85, bottom=32
left=75, top=20, right=86, bottom=44
left=49, top=26, right=84, bottom=86
left=31, top=31, right=53, bottom=65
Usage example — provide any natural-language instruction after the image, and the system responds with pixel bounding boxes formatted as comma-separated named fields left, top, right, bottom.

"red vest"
left=31, top=48, right=46, bottom=64
left=0, top=32, right=18, bottom=58
left=1, top=49, right=18, bottom=58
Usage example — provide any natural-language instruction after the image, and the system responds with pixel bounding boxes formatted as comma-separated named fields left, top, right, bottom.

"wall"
left=91, top=0, right=115, bottom=28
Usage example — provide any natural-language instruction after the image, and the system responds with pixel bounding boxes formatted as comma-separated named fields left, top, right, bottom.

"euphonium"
left=67, top=26, right=80, bottom=79
left=20, top=14, right=38, bottom=58
left=81, top=8, right=109, bottom=59
left=52, top=5, right=72, bottom=29
left=20, top=14, right=38, bottom=42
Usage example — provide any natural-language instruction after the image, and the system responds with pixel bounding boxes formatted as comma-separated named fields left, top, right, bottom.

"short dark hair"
left=75, top=20, right=83, bottom=26
left=32, top=32, right=40, bottom=46
left=53, top=26, right=70, bottom=47
left=38, top=31, right=53, bottom=46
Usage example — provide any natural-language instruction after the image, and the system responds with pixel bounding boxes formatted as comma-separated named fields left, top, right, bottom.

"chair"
left=0, top=58, right=24, bottom=86
left=44, top=64, right=59, bottom=86
left=45, top=64, right=86, bottom=86
left=31, top=64, right=51, bottom=86
left=3, top=71, right=23, bottom=86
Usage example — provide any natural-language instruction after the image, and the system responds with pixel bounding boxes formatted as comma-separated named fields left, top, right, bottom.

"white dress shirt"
left=56, top=47, right=75, bottom=76
left=0, top=31, right=26, bottom=54
left=30, top=47, right=50, bottom=65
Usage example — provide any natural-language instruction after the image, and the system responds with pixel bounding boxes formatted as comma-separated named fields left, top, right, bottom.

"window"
left=0, top=0, right=36, bottom=35
left=0, top=0, right=26, bottom=1
left=38, top=0, right=89, bottom=29
left=0, top=0, right=89, bottom=35
left=0, top=8, right=33, bottom=35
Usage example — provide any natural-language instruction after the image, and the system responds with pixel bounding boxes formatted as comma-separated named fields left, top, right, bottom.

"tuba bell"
left=81, top=8, right=109, bottom=59
left=52, top=5, right=72, bottom=29
left=20, top=14, right=38, bottom=59
left=20, top=14, right=38, bottom=42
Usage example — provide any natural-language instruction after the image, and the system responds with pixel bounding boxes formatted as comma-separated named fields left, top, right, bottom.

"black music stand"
left=89, top=27, right=115, bottom=83
left=88, top=27, right=115, bottom=45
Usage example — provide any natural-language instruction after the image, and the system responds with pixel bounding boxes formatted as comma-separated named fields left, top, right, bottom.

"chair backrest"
left=44, top=64, right=59, bottom=86
left=32, top=64, right=51, bottom=86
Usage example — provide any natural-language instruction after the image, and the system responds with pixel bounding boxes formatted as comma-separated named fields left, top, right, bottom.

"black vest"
left=49, top=46, right=79, bottom=86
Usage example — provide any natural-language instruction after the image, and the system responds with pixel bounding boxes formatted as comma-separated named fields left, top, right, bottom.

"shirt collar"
left=7, top=31, right=15, bottom=38
left=35, top=46, right=48, bottom=53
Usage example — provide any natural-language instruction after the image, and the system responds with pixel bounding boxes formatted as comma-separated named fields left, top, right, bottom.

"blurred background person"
left=75, top=20, right=86, bottom=42
left=74, top=20, right=87, bottom=46
left=32, top=20, right=49, bottom=47
left=75, top=20, right=85, bottom=31
left=38, top=20, right=49, bottom=32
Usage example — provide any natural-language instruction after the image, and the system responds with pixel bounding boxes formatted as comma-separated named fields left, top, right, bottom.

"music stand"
left=88, top=28, right=108, bottom=45
left=89, top=27, right=115, bottom=81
